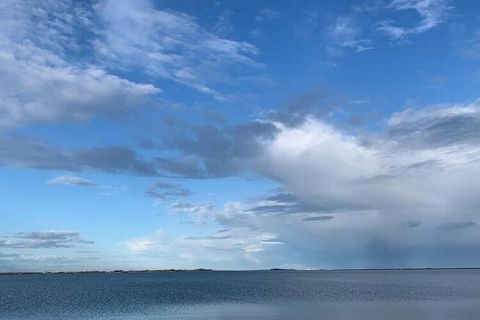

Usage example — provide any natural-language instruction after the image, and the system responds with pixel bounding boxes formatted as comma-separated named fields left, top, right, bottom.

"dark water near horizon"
left=1, top=270, right=480, bottom=319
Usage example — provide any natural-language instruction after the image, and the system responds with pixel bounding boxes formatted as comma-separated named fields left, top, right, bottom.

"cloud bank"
left=124, top=98, right=480, bottom=268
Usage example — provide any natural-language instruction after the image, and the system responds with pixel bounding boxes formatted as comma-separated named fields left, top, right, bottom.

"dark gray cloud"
left=1, top=120, right=277, bottom=179
left=404, top=221, right=422, bottom=228
left=200, top=109, right=228, bottom=123
left=388, top=103, right=480, bottom=149
left=73, top=146, right=158, bottom=175
left=0, top=134, right=159, bottom=176
left=404, top=160, right=441, bottom=170
left=157, top=120, right=279, bottom=178
left=247, top=192, right=331, bottom=216
left=154, top=157, right=207, bottom=178
left=265, top=193, right=298, bottom=203
left=249, top=191, right=365, bottom=215
left=354, top=160, right=443, bottom=184
left=0, top=231, right=94, bottom=249
left=248, top=203, right=323, bottom=215
left=302, top=215, right=335, bottom=222
left=145, top=181, right=192, bottom=202
left=357, top=241, right=480, bottom=269
left=268, top=88, right=344, bottom=127
left=438, top=221, right=477, bottom=231
left=0, top=252, right=17, bottom=259
left=0, top=89, right=352, bottom=180
left=149, top=88, right=367, bottom=179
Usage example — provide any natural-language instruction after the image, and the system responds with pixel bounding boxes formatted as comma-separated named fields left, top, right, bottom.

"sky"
left=1, top=0, right=480, bottom=272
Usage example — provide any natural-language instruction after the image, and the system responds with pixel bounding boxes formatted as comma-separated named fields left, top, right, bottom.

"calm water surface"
left=1, top=270, right=479, bottom=319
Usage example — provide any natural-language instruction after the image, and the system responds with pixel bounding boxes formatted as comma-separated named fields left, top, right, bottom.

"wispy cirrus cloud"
left=46, top=175, right=100, bottom=187
left=94, top=0, right=260, bottom=101
left=0, top=231, right=93, bottom=249
left=255, top=9, right=281, bottom=22
left=377, top=0, right=453, bottom=41
left=327, top=16, right=373, bottom=57
left=460, top=30, right=480, bottom=60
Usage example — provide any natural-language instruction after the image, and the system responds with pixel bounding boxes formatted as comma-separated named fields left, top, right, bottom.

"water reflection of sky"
left=122, top=301, right=480, bottom=320
left=2, top=271, right=480, bottom=320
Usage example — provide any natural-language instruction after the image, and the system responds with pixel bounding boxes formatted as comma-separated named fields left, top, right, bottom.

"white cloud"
left=0, top=0, right=259, bottom=129
left=46, top=175, right=100, bottom=187
left=260, top=99, right=480, bottom=212
left=462, top=30, right=480, bottom=60
left=0, top=253, right=81, bottom=263
left=0, top=0, right=93, bottom=55
left=125, top=238, right=154, bottom=252
left=121, top=99, right=480, bottom=268
left=212, top=10, right=234, bottom=37
left=0, top=0, right=159, bottom=128
left=0, top=57, right=158, bottom=128
left=94, top=0, right=259, bottom=100
left=170, top=100, right=476, bottom=268
left=170, top=200, right=214, bottom=223
left=170, top=200, right=213, bottom=214
left=255, top=9, right=281, bottom=22
left=0, top=251, right=98, bottom=272
left=327, top=16, right=373, bottom=56
left=124, top=228, right=282, bottom=269
left=261, top=114, right=480, bottom=213
left=378, top=0, right=453, bottom=41
left=0, top=46, right=159, bottom=128
left=259, top=119, right=385, bottom=210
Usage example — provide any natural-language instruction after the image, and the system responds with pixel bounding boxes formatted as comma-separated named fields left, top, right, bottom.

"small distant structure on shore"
left=269, top=268, right=297, bottom=271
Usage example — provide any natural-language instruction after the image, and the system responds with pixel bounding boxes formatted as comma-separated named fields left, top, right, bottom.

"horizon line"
left=2, top=267, right=480, bottom=275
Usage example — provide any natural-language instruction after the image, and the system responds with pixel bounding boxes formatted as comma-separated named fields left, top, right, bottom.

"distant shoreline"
left=1, top=267, right=480, bottom=276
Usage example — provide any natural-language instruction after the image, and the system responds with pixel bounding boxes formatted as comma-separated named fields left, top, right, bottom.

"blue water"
left=1, top=270, right=479, bottom=319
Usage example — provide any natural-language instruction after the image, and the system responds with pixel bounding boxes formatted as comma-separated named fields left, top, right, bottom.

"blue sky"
left=1, top=0, right=480, bottom=271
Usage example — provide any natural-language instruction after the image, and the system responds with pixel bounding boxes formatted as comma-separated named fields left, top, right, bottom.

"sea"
left=1, top=269, right=479, bottom=319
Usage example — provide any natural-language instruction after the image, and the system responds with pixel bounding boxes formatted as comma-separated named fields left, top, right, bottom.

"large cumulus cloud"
left=125, top=99, right=480, bottom=268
